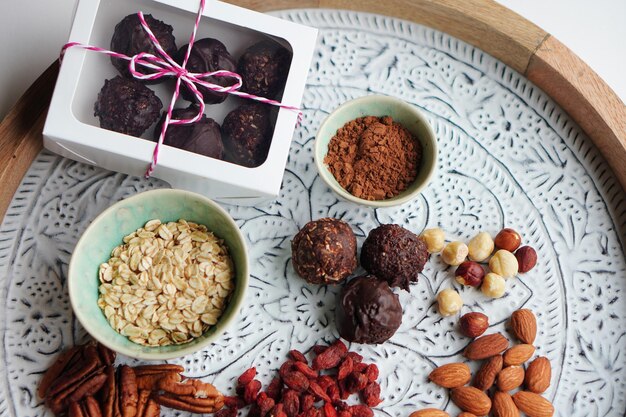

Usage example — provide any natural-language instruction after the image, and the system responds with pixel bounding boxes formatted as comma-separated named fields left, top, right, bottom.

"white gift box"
left=43, top=0, right=317, bottom=202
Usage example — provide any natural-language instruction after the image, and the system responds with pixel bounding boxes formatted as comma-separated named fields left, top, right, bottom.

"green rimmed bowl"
left=314, top=95, right=438, bottom=207
left=68, top=189, right=249, bottom=360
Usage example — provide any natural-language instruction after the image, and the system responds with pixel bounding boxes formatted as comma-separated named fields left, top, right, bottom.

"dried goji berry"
left=304, top=408, right=321, bottom=417
left=338, top=412, right=351, bottom=417
left=337, top=356, right=353, bottom=380
left=272, top=404, right=288, bottom=417
left=308, top=381, right=331, bottom=403
left=257, top=392, right=276, bottom=417
left=280, top=361, right=297, bottom=379
left=282, top=389, right=300, bottom=417
left=361, top=382, right=381, bottom=407
left=337, top=379, right=350, bottom=400
left=316, top=375, right=334, bottom=391
left=238, top=367, right=257, bottom=386
left=333, top=401, right=349, bottom=412
left=345, top=352, right=363, bottom=364
left=312, top=345, right=327, bottom=355
left=345, top=372, right=368, bottom=394
left=300, top=394, right=315, bottom=412
left=266, top=377, right=282, bottom=401
left=323, top=402, right=337, bottom=417
left=215, top=407, right=238, bottom=417
left=294, top=361, right=318, bottom=379
left=364, top=364, right=379, bottom=383
left=327, top=383, right=340, bottom=403
left=313, top=340, right=347, bottom=370
left=349, top=405, right=373, bottom=417
left=354, top=363, right=367, bottom=373
left=248, top=404, right=261, bottom=417
left=244, top=379, right=262, bottom=404
left=283, top=371, right=310, bottom=392
left=224, top=395, right=244, bottom=408
left=289, top=350, right=308, bottom=364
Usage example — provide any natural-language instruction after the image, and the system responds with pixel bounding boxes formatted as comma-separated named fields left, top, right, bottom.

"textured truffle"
left=94, top=76, right=162, bottom=137
left=222, top=103, right=273, bottom=167
left=291, top=218, right=357, bottom=285
left=153, top=106, right=223, bottom=159
left=237, top=39, right=291, bottom=99
left=360, top=224, right=428, bottom=291
left=176, top=38, right=237, bottom=104
left=336, top=275, right=402, bottom=344
left=110, top=14, right=177, bottom=81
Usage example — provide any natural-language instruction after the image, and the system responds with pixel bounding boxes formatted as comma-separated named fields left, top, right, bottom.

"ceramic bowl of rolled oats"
left=68, top=189, right=249, bottom=360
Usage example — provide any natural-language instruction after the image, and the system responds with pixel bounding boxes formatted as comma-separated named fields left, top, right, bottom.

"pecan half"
left=38, top=345, right=82, bottom=399
left=47, top=344, right=101, bottom=398
left=137, top=371, right=181, bottom=391
left=153, top=392, right=223, bottom=413
left=119, top=366, right=138, bottom=417
left=133, top=364, right=184, bottom=377
left=158, top=378, right=221, bottom=398
left=101, top=366, right=117, bottom=417
left=97, top=344, right=116, bottom=366
left=69, top=396, right=104, bottom=417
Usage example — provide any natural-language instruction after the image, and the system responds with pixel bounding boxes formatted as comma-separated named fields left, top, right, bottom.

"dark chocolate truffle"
left=336, top=275, right=402, bottom=344
left=153, top=106, right=223, bottom=159
left=222, top=103, right=272, bottom=167
left=360, top=224, right=428, bottom=291
left=94, top=76, right=162, bottom=137
left=176, top=38, right=237, bottom=104
left=110, top=14, right=177, bottom=81
left=237, top=39, right=291, bottom=99
left=291, top=218, right=357, bottom=285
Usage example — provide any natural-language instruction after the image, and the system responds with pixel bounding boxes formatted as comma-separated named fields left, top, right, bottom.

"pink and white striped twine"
left=60, top=0, right=302, bottom=178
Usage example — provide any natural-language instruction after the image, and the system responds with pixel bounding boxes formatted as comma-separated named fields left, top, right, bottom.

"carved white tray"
left=0, top=9, right=624, bottom=417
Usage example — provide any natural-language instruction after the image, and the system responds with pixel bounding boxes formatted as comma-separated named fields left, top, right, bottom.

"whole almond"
left=512, top=391, right=554, bottom=417
left=409, top=409, right=450, bottom=417
left=458, top=414, right=477, bottom=417
left=473, top=355, right=503, bottom=390
left=463, top=333, right=509, bottom=360
left=428, top=363, right=471, bottom=388
left=450, top=386, right=492, bottom=416
left=503, top=344, right=536, bottom=366
left=525, top=356, right=551, bottom=393
left=492, top=391, right=520, bottom=417
left=497, top=366, right=525, bottom=391
left=510, top=309, right=537, bottom=344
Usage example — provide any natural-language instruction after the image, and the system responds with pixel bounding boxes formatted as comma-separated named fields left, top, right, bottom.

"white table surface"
left=0, top=0, right=624, bottom=120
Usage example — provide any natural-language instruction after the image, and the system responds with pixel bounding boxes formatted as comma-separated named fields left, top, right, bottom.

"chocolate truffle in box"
left=222, top=103, right=273, bottom=167
left=110, top=14, right=177, bottom=82
left=176, top=38, right=237, bottom=104
left=360, top=224, right=428, bottom=291
left=291, top=218, right=357, bottom=285
left=94, top=76, right=162, bottom=137
left=238, top=39, right=291, bottom=99
left=153, top=106, right=224, bottom=160
left=336, top=275, right=403, bottom=344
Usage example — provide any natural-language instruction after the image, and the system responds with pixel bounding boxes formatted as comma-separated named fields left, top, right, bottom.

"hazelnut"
left=468, top=231, right=495, bottom=262
left=489, top=249, right=519, bottom=278
left=515, top=246, right=537, bottom=273
left=481, top=272, right=506, bottom=298
left=494, top=228, right=522, bottom=252
left=420, top=227, right=445, bottom=253
left=441, top=241, right=469, bottom=266
left=455, top=261, right=485, bottom=287
left=436, top=288, right=463, bottom=316
left=459, top=312, right=489, bottom=338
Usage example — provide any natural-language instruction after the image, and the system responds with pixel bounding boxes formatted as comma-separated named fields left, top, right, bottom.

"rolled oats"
left=98, top=219, right=235, bottom=346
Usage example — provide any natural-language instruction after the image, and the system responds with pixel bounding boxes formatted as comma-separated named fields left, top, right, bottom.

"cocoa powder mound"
left=324, top=116, right=422, bottom=201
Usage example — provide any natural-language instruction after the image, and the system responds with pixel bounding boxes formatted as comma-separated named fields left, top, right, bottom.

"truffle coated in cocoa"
left=176, top=38, right=237, bottom=104
left=94, top=76, right=162, bottom=137
left=222, top=103, right=273, bottom=167
left=237, top=39, right=291, bottom=99
left=110, top=14, right=177, bottom=81
left=153, top=106, right=224, bottom=159
left=336, top=275, right=402, bottom=344
left=291, top=218, right=357, bottom=285
left=360, top=224, right=428, bottom=291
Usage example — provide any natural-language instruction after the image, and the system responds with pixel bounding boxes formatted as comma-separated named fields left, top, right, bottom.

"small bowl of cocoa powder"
left=315, top=95, right=437, bottom=207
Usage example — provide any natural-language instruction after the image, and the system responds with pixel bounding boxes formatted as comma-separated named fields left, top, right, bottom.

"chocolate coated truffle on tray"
left=222, top=103, right=273, bottom=167
left=238, top=39, right=291, bottom=99
left=336, top=275, right=403, bottom=344
left=291, top=218, right=357, bottom=285
left=94, top=76, right=162, bottom=137
left=176, top=38, right=237, bottom=104
left=153, top=106, right=224, bottom=159
left=110, top=14, right=177, bottom=81
left=361, top=224, right=429, bottom=291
